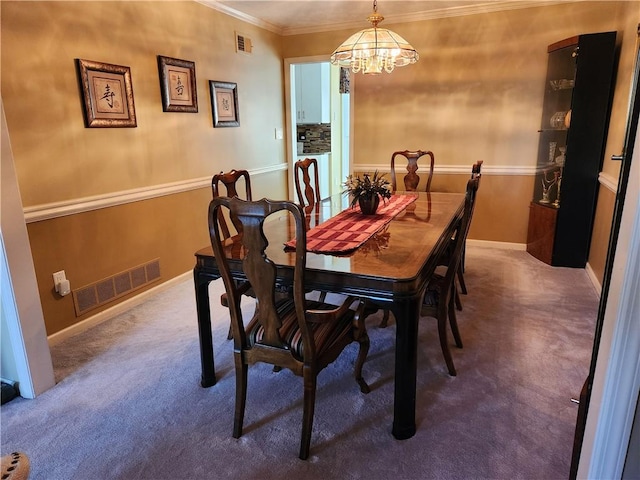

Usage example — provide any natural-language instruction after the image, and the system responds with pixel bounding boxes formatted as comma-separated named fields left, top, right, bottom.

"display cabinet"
left=527, top=32, right=617, bottom=267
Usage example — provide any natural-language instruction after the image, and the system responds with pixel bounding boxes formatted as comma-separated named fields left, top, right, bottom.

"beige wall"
left=1, top=1, right=288, bottom=334
left=589, top=186, right=617, bottom=283
left=3, top=1, right=639, bottom=334
left=284, top=1, right=639, bottom=282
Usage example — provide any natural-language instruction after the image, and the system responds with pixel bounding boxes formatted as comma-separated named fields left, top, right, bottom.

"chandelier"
left=330, top=0, right=419, bottom=75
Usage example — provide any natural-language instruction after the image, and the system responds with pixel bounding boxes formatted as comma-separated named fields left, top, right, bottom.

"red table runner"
left=285, top=194, right=418, bottom=254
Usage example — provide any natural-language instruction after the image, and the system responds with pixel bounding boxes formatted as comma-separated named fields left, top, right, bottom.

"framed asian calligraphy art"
left=76, top=59, right=137, bottom=128
left=210, top=80, right=239, bottom=127
left=157, top=55, right=198, bottom=113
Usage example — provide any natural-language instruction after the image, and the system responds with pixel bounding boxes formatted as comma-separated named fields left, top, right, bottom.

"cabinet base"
left=526, top=201, right=558, bottom=265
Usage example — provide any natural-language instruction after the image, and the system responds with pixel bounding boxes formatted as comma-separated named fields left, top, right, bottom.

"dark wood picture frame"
left=76, top=59, right=137, bottom=128
left=157, top=55, right=198, bottom=113
left=210, top=80, right=239, bottom=127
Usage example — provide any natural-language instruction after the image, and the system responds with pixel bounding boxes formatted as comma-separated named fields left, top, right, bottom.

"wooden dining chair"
left=294, top=158, right=328, bottom=302
left=390, top=150, right=435, bottom=193
left=454, top=160, right=483, bottom=302
left=208, top=196, right=370, bottom=460
left=211, top=169, right=252, bottom=238
left=212, top=169, right=254, bottom=339
left=421, top=176, right=479, bottom=376
left=373, top=150, right=435, bottom=325
left=294, top=157, right=321, bottom=211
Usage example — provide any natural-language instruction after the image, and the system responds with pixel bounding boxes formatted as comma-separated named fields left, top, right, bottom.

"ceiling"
left=198, top=0, right=557, bottom=36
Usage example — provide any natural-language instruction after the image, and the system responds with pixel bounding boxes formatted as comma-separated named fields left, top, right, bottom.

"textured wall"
left=284, top=1, right=640, bottom=282
left=1, top=1, right=288, bottom=334
left=3, top=1, right=639, bottom=335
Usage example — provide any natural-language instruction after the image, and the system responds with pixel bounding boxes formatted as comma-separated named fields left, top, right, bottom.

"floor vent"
left=72, top=259, right=161, bottom=317
left=235, top=32, right=252, bottom=54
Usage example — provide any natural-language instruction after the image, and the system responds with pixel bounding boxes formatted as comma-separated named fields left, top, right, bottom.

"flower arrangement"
left=342, top=171, right=392, bottom=210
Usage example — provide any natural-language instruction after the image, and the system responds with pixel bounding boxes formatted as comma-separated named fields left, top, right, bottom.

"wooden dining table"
left=193, top=191, right=465, bottom=440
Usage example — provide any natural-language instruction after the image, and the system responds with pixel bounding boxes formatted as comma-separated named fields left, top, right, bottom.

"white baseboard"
left=47, top=271, right=192, bottom=346
left=467, top=239, right=527, bottom=250
left=47, top=239, right=590, bottom=346
left=585, top=262, right=602, bottom=297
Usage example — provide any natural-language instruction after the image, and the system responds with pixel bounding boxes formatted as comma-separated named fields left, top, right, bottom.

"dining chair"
left=294, top=158, right=328, bottom=302
left=211, top=169, right=254, bottom=339
left=375, top=150, right=435, bottom=325
left=421, top=176, right=479, bottom=376
left=454, top=160, right=483, bottom=302
left=211, top=169, right=252, bottom=238
left=208, top=196, right=370, bottom=460
left=390, top=150, right=435, bottom=193
left=294, top=157, right=321, bottom=212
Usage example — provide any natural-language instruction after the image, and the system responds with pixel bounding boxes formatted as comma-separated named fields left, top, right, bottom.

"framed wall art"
left=157, top=55, right=198, bottom=113
left=210, top=80, right=239, bottom=127
left=76, top=59, right=137, bottom=128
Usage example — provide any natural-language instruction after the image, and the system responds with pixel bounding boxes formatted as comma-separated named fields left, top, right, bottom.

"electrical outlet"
left=53, top=270, right=66, bottom=288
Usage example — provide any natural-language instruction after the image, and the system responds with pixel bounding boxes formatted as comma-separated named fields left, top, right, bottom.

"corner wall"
left=1, top=1, right=288, bottom=335
left=283, top=1, right=639, bottom=278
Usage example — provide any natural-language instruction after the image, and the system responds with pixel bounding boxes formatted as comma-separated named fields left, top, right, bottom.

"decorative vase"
left=358, top=194, right=380, bottom=215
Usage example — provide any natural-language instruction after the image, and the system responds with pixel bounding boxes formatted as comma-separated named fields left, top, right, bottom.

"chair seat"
left=422, top=274, right=444, bottom=308
left=247, top=298, right=355, bottom=360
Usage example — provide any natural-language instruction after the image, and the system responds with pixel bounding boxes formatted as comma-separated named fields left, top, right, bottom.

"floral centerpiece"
left=342, top=171, right=392, bottom=215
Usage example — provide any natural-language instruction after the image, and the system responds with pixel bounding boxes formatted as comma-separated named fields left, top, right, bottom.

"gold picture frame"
left=210, top=80, right=239, bottom=127
left=157, top=55, right=198, bottom=113
left=76, top=59, right=137, bottom=128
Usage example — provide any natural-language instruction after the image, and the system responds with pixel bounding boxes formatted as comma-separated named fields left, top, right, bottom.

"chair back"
left=294, top=158, right=321, bottom=212
left=464, top=161, right=482, bottom=240
left=390, top=150, right=435, bottom=193
left=472, top=160, right=483, bottom=178
left=211, top=169, right=252, bottom=239
left=209, top=197, right=313, bottom=368
left=440, top=177, right=479, bottom=298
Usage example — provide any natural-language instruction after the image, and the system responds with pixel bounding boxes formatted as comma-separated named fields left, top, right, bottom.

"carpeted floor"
left=0, top=246, right=599, bottom=479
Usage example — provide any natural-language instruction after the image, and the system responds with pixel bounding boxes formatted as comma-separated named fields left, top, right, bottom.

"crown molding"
left=197, top=1, right=575, bottom=36
left=196, top=0, right=284, bottom=34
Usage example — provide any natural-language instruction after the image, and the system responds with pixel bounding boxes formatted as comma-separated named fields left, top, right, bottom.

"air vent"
left=72, top=259, right=161, bottom=316
left=235, top=32, right=252, bottom=54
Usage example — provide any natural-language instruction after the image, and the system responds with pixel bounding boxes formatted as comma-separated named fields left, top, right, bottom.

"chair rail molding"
left=23, top=163, right=287, bottom=223
left=599, top=171, right=618, bottom=193
left=355, top=163, right=536, bottom=176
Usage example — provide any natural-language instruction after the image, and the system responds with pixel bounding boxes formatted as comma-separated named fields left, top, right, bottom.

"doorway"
left=284, top=56, right=351, bottom=202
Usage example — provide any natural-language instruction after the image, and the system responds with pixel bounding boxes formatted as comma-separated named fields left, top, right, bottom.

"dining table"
left=193, top=191, right=465, bottom=440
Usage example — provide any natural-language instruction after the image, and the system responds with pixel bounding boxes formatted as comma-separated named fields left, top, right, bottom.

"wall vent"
left=235, top=32, right=252, bottom=54
left=72, top=259, right=161, bottom=317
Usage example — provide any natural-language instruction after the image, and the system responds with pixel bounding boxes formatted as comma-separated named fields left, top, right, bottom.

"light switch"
left=274, top=128, right=283, bottom=140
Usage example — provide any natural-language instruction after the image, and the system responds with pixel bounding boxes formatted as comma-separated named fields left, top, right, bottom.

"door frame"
left=284, top=55, right=352, bottom=201
left=576, top=27, right=640, bottom=477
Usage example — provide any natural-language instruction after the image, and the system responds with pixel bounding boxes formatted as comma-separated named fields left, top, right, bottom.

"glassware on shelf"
left=540, top=170, right=557, bottom=204
left=555, top=146, right=566, bottom=167
left=549, top=79, right=575, bottom=90
left=553, top=169, right=563, bottom=208
left=550, top=111, right=568, bottom=129
left=548, top=142, right=557, bottom=164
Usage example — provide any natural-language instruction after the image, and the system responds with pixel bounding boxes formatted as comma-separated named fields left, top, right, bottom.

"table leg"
left=194, top=267, right=217, bottom=387
left=390, top=294, right=422, bottom=439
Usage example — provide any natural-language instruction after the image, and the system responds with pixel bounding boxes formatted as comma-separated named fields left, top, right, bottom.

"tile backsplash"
left=297, top=123, right=331, bottom=154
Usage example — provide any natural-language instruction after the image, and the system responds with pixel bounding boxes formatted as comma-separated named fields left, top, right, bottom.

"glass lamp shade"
left=330, top=27, right=419, bottom=74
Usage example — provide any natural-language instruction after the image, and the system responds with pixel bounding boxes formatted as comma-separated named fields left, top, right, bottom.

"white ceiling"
left=198, top=0, right=560, bottom=36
